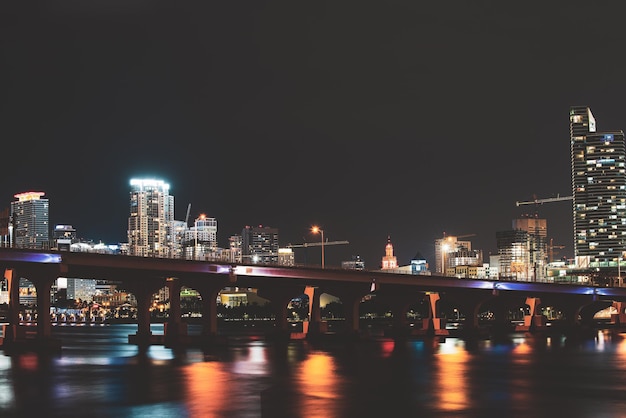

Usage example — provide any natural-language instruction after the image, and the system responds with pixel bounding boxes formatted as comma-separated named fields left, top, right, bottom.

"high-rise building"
left=241, top=225, right=279, bottom=264
left=512, top=215, right=548, bottom=281
left=570, top=106, right=626, bottom=270
left=127, top=179, right=174, bottom=258
left=184, top=214, right=218, bottom=260
left=10, top=191, right=49, bottom=249
left=435, top=235, right=473, bottom=275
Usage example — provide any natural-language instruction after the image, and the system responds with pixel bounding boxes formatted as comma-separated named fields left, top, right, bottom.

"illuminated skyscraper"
left=10, top=191, right=49, bottom=249
left=570, top=106, right=626, bottom=270
left=241, top=225, right=279, bottom=264
left=127, top=179, right=174, bottom=258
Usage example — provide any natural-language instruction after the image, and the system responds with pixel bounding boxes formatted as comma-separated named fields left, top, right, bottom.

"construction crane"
left=286, top=240, right=349, bottom=267
left=286, top=240, right=349, bottom=248
left=442, top=232, right=476, bottom=240
left=516, top=194, right=573, bottom=207
left=548, top=238, right=565, bottom=263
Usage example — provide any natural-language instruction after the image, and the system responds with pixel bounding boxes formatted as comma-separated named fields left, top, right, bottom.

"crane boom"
left=184, top=203, right=191, bottom=225
left=286, top=240, right=349, bottom=248
left=516, top=195, right=573, bottom=206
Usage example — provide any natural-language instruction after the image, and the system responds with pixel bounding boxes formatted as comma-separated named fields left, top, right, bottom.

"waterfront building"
left=66, top=278, right=97, bottom=303
left=570, top=106, right=626, bottom=272
left=184, top=214, right=218, bottom=260
left=381, top=236, right=398, bottom=270
left=512, top=215, right=548, bottom=280
left=53, top=224, right=77, bottom=251
left=127, top=179, right=174, bottom=258
left=342, top=255, right=365, bottom=270
left=10, top=191, right=49, bottom=249
left=278, top=248, right=295, bottom=266
left=241, top=225, right=279, bottom=264
left=496, top=229, right=531, bottom=281
left=435, top=235, right=475, bottom=275
left=0, top=207, right=9, bottom=247
left=410, top=251, right=430, bottom=275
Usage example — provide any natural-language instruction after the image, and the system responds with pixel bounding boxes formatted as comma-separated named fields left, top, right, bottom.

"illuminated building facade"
left=435, top=235, right=473, bottom=275
left=11, top=191, right=49, bottom=249
left=570, top=106, right=626, bottom=269
left=381, top=236, right=398, bottom=269
left=127, top=179, right=174, bottom=258
left=241, top=225, right=279, bottom=264
left=184, top=214, right=218, bottom=260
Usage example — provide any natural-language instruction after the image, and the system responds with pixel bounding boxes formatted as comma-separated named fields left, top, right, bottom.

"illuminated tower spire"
left=381, top=235, right=398, bottom=270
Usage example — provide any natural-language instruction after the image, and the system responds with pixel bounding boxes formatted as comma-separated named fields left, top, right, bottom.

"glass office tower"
left=570, top=106, right=626, bottom=269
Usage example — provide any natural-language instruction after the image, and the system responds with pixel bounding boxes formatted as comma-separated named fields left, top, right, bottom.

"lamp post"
left=311, top=226, right=325, bottom=269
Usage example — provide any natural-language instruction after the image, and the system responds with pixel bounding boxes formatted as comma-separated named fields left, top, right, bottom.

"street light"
left=311, top=226, right=325, bottom=269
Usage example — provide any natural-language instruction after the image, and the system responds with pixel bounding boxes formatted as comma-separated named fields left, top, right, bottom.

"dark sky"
left=2, top=2, right=626, bottom=268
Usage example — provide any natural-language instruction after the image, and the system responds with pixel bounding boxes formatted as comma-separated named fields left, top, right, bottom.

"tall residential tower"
left=127, top=179, right=174, bottom=258
left=11, top=191, right=49, bottom=249
left=570, top=106, right=626, bottom=270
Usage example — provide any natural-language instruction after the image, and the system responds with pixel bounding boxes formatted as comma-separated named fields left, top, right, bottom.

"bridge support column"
left=515, top=297, right=547, bottom=332
left=258, top=286, right=303, bottom=340
left=384, top=291, right=420, bottom=339
left=419, top=293, right=448, bottom=336
left=610, top=301, right=626, bottom=328
left=2, top=268, right=20, bottom=347
left=123, top=277, right=166, bottom=348
left=196, top=284, right=222, bottom=341
left=326, top=284, right=373, bottom=340
left=304, top=286, right=327, bottom=337
left=164, top=277, right=186, bottom=347
left=32, top=276, right=54, bottom=340
left=133, top=286, right=154, bottom=347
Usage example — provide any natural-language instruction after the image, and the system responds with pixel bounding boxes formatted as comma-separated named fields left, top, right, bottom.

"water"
left=2, top=324, right=626, bottom=417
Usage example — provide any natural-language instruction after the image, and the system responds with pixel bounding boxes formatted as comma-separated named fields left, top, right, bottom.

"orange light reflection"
left=183, top=362, right=229, bottom=417
left=434, top=339, right=469, bottom=411
left=295, top=352, right=343, bottom=418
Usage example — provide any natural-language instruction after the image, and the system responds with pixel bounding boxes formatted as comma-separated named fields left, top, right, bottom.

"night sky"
left=3, top=2, right=626, bottom=269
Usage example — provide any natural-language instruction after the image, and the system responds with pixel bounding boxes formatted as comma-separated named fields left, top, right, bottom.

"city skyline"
left=4, top=3, right=626, bottom=268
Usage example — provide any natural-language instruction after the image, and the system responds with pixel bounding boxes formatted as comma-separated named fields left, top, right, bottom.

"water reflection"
left=435, top=338, right=469, bottom=412
left=1, top=326, right=626, bottom=417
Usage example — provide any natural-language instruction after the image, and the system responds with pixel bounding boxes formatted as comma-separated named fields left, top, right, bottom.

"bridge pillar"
left=303, top=286, right=327, bottom=337
left=31, top=276, right=54, bottom=340
left=164, top=277, right=186, bottom=347
left=515, top=297, right=547, bottom=332
left=368, top=284, right=423, bottom=339
left=196, top=284, right=222, bottom=340
left=328, top=284, right=376, bottom=340
left=418, top=293, right=448, bottom=336
left=123, top=277, right=166, bottom=348
left=258, top=286, right=304, bottom=339
left=2, top=268, right=20, bottom=347
left=610, top=301, right=626, bottom=327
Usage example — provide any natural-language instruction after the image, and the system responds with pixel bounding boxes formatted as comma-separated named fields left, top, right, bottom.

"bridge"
left=2, top=247, right=626, bottom=352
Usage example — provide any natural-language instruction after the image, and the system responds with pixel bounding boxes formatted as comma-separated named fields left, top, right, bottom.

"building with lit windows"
left=570, top=106, right=626, bottom=271
left=11, top=191, right=49, bottom=249
left=435, top=235, right=474, bottom=275
left=496, top=229, right=531, bottom=281
left=127, top=179, right=174, bottom=258
left=241, top=225, right=279, bottom=264
left=184, top=214, right=218, bottom=260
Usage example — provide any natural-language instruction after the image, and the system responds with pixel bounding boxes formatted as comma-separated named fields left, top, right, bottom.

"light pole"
left=311, top=226, right=325, bottom=269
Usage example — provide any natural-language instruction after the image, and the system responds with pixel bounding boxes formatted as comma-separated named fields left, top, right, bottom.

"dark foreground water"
left=2, top=324, right=626, bottom=417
